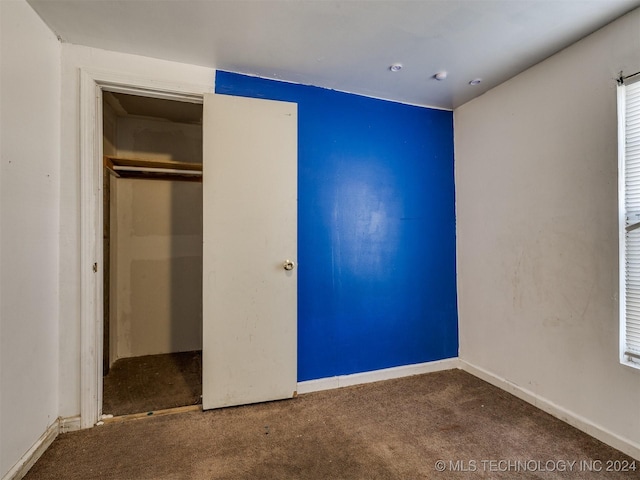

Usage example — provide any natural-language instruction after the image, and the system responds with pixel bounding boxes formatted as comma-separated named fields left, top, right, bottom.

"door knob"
left=283, top=260, right=295, bottom=271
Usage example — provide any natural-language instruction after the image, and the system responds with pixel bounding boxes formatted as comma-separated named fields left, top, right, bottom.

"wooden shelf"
left=104, top=156, right=202, bottom=182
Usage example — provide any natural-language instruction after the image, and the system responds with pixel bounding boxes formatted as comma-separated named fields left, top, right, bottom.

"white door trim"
left=79, top=68, right=212, bottom=428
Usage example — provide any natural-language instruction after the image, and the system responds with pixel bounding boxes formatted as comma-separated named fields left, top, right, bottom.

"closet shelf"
left=104, top=156, right=203, bottom=182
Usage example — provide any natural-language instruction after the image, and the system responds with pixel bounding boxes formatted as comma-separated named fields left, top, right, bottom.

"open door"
left=202, top=93, right=297, bottom=409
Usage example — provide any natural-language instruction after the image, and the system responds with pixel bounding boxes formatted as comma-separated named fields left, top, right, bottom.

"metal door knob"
left=283, top=260, right=295, bottom=271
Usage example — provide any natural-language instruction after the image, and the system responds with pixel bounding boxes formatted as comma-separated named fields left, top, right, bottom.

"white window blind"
left=620, top=76, right=640, bottom=367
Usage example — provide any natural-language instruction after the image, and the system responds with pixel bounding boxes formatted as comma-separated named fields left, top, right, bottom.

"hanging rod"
left=104, top=155, right=203, bottom=182
left=113, top=165, right=202, bottom=176
left=617, top=70, right=640, bottom=85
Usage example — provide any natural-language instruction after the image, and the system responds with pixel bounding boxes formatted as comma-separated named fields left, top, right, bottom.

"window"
left=619, top=73, right=640, bottom=368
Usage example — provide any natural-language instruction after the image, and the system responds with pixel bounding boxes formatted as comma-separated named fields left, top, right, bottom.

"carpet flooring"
left=102, top=351, right=202, bottom=416
left=25, top=369, right=636, bottom=479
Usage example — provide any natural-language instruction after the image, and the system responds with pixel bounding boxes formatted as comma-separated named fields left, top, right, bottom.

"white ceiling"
left=27, top=0, right=640, bottom=110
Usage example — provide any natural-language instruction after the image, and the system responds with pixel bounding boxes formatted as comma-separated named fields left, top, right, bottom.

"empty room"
left=2, top=1, right=640, bottom=479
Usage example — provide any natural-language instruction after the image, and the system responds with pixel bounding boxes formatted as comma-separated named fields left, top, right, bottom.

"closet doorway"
left=79, top=71, right=298, bottom=427
left=101, top=92, right=204, bottom=416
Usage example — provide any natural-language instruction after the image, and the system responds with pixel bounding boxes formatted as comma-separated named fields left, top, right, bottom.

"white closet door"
left=202, top=93, right=297, bottom=409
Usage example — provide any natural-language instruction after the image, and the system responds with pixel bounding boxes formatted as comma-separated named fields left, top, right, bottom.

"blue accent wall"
left=215, top=71, right=458, bottom=382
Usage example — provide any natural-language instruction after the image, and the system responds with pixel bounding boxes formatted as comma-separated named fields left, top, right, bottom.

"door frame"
left=79, top=68, right=212, bottom=428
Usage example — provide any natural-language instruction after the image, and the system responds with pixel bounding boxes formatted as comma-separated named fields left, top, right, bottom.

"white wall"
left=113, top=179, right=202, bottom=359
left=110, top=117, right=203, bottom=361
left=0, top=0, right=61, bottom=477
left=455, top=8, right=640, bottom=458
left=59, top=44, right=215, bottom=418
left=116, top=116, right=202, bottom=162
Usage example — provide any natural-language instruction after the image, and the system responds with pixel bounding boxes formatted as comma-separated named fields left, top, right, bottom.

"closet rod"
left=618, top=70, right=640, bottom=85
left=113, top=165, right=202, bottom=176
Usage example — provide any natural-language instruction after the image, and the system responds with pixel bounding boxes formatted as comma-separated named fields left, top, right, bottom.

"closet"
left=102, top=92, right=203, bottom=416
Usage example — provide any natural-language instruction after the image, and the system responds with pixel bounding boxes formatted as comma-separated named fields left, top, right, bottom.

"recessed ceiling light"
left=434, top=71, right=448, bottom=81
left=469, top=78, right=482, bottom=85
left=390, top=63, right=403, bottom=72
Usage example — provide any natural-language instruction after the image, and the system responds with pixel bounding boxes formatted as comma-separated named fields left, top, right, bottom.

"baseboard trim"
left=297, top=357, right=460, bottom=395
left=2, top=419, right=59, bottom=480
left=59, top=415, right=81, bottom=434
left=460, top=360, right=640, bottom=461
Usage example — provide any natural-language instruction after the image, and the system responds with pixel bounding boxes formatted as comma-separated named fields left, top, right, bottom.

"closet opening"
left=101, top=91, right=204, bottom=417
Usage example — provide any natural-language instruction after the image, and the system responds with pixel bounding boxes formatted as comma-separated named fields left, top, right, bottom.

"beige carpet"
left=25, top=369, right=636, bottom=479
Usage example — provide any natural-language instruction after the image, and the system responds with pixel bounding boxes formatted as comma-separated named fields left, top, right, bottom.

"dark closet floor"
left=102, top=350, right=202, bottom=416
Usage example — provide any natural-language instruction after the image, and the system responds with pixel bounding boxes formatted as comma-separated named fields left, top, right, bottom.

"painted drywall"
left=115, top=116, right=202, bottom=163
left=216, top=72, right=458, bottom=381
left=112, top=176, right=203, bottom=360
left=59, top=44, right=215, bottom=418
left=0, top=0, right=61, bottom=477
left=111, top=115, right=202, bottom=361
left=455, top=7, right=640, bottom=455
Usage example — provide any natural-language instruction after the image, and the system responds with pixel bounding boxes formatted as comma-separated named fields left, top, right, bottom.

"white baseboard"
left=297, top=357, right=460, bottom=394
left=460, top=360, right=640, bottom=461
left=59, top=415, right=82, bottom=434
left=2, top=420, right=59, bottom=480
